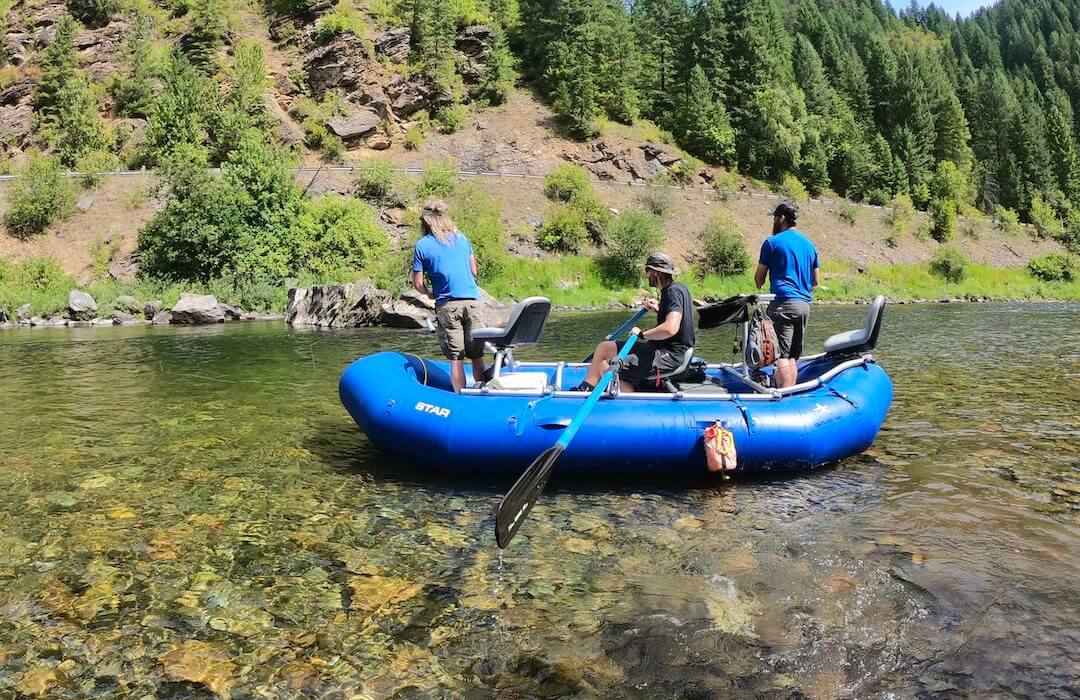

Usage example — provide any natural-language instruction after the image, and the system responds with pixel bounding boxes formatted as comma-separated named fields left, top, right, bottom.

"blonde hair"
left=421, top=199, right=456, bottom=243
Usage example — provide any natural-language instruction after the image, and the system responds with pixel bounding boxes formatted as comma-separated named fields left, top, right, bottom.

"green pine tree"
left=34, top=14, right=79, bottom=132
left=51, top=76, right=109, bottom=167
left=678, top=64, right=734, bottom=164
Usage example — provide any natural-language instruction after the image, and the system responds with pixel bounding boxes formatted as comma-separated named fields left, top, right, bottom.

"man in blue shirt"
left=412, top=199, right=485, bottom=392
left=754, top=203, right=820, bottom=388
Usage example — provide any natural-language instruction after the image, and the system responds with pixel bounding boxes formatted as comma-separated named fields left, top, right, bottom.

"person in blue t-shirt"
left=412, top=199, right=485, bottom=392
left=754, top=202, right=820, bottom=388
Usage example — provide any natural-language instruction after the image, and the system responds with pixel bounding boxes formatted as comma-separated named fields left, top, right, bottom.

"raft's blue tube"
left=339, top=351, right=893, bottom=476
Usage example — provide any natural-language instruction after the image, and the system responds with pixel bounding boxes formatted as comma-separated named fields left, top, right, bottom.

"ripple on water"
left=0, top=306, right=1077, bottom=697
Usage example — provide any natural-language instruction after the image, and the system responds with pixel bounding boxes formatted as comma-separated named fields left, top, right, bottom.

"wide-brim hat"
left=645, top=252, right=679, bottom=275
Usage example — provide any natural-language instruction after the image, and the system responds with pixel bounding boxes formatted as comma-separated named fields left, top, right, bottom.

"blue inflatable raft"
left=339, top=295, right=892, bottom=476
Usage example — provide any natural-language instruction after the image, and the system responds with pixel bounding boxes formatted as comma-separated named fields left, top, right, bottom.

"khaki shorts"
left=436, top=300, right=485, bottom=361
left=767, top=300, right=810, bottom=359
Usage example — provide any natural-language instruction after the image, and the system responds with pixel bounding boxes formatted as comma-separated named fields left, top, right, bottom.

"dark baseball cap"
left=770, top=202, right=798, bottom=221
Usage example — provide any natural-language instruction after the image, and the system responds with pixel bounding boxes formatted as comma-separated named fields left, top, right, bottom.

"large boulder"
left=170, top=294, right=225, bottom=324
left=113, top=295, right=140, bottom=314
left=151, top=310, right=173, bottom=325
left=68, top=290, right=98, bottom=321
left=285, top=282, right=390, bottom=327
left=379, top=290, right=436, bottom=329
left=325, top=108, right=381, bottom=144
left=0, top=307, right=8, bottom=324
left=16, top=303, right=32, bottom=321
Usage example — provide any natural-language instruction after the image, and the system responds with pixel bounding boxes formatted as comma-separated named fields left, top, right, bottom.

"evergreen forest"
left=514, top=0, right=1080, bottom=242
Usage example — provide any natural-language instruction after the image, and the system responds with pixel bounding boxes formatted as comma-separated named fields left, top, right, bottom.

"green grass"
left=3, top=254, right=1077, bottom=322
left=485, top=256, right=1080, bottom=306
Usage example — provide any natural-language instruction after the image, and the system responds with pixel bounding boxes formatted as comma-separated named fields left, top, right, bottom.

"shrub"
left=451, top=185, right=507, bottom=280
left=866, top=188, right=891, bottom=206
left=1029, top=194, right=1064, bottom=240
left=355, top=157, right=397, bottom=201
left=89, top=233, right=122, bottom=280
left=838, top=203, right=858, bottom=226
left=700, top=212, right=749, bottom=277
left=1027, top=252, right=1076, bottom=281
left=597, top=209, right=664, bottom=286
left=887, top=193, right=915, bottom=229
left=543, top=163, right=593, bottom=203
left=914, top=220, right=933, bottom=241
left=638, top=184, right=674, bottom=218
left=929, top=160, right=970, bottom=205
left=670, top=155, right=702, bottom=184
left=435, top=103, right=467, bottom=134
left=930, top=198, right=957, bottom=242
left=294, top=195, right=389, bottom=278
left=66, top=0, right=119, bottom=26
left=75, top=150, right=120, bottom=188
left=3, top=154, right=78, bottom=239
left=930, top=244, right=967, bottom=283
left=779, top=174, right=808, bottom=203
left=315, top=1, right=368, bottom=44
left=419, top=158, right=457, bottom=198
left=542, top=162, right=608, bottom=241
left=996, top=207, right=1020, bottom=236
left=139, top=135, right=305, bottom=283
left=0, top=257, right=75, bottom=317
left=537, top=204, right=587, bottom=252
left=404, top=126, right=424, bottom=150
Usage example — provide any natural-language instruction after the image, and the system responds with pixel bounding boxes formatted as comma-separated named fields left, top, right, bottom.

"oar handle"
left=557, top=331, right=640, bottom=450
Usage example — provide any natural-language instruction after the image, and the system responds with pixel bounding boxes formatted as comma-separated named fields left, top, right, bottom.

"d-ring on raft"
left=339, top=295, right=892, bottom=476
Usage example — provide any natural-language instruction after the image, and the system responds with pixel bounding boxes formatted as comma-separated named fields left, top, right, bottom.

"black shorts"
left=767, top=300, right=810, bottom=359
left=614, top=340, right=688, bottom=390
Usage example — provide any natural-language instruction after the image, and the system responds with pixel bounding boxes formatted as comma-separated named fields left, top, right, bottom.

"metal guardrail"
left=0, top=164, right=1028, bottom=225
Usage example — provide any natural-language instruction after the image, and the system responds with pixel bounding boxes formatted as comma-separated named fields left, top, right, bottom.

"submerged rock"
left=171, top=294, right=225, bottom=324
left=67, top=290, right=97, bottom=321
left=158, top=640, right=235, bottom=697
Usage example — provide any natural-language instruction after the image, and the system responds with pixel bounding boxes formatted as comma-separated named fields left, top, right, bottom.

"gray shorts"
left=767, top=300, right=810, bottom=360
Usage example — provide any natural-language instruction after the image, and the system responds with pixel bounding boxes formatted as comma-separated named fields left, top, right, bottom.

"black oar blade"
left=495, top=445, right=564, bottom=548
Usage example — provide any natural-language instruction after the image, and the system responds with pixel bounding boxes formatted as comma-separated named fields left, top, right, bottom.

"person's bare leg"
left=470, top=357, right=486, bottom=385
left=619, top=379, right=635, bottom=393
left=583, top=341, right=618, bottom=387
left=775, top=359, right=797, bottom=388
left=450, top=360, right=466, bottom=393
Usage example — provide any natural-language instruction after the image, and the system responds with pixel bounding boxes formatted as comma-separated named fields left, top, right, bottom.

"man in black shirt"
left=577, top=252, right=695, bottom=393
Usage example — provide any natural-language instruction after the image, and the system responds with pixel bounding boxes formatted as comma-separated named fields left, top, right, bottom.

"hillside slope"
left=0, top=0, right=1075, bottom=311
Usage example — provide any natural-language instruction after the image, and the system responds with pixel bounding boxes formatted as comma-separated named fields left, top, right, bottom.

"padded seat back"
left=823, top=295, right=886, bottom=355
left=471, top=297, right=551, bottom=348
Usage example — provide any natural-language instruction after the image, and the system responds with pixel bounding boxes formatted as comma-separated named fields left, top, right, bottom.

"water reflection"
left=0, top=303, right=1076, bottom=697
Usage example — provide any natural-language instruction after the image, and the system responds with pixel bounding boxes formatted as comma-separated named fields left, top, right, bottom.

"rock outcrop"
left=570, top=141, right=703, bottom=184
left=170, top=294, right=225, bottom=324
left=0, top=307, right=8, bottom=324
left=68, top=290, right=98, bottom=321
left=285, top=282, right=391, bottom=327
left=379, top=290, right=436, bottom=329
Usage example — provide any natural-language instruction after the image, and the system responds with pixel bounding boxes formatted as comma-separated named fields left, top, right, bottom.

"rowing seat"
left=658, top=348, right=697, bottom=393
left=472, top=296, right=552, bottom=377
left=823, top=295, right=885, bottom=356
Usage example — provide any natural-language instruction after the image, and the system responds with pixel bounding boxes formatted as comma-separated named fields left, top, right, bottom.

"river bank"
left=3, top=254, right=1079, bottom=332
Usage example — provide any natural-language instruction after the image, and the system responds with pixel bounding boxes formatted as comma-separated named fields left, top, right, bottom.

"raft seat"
left=473, top=296, right=552, bottom=378
left=823, top=295, right=886, bottom=356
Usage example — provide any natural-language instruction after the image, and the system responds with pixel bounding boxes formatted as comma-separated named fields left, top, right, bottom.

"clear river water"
left=0, top=302, right=1076, bottom=698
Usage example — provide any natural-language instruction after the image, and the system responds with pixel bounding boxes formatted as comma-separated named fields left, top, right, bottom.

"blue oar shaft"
left=557, top=333, right=639, bottom=449
left=606, top=308, right=647, bottom=341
